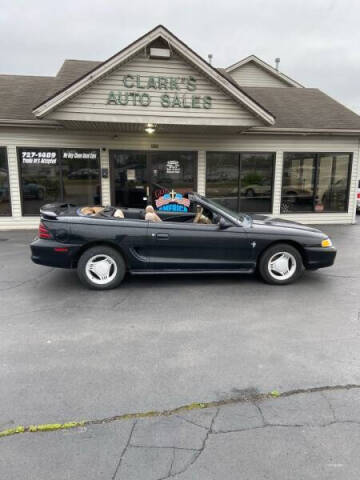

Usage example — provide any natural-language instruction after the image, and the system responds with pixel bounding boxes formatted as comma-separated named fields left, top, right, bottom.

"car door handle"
left=156, top=233, right=169, bottom=240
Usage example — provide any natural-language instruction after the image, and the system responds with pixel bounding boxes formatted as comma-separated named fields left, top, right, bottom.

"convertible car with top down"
left=30, top=192, right=336, bottom=290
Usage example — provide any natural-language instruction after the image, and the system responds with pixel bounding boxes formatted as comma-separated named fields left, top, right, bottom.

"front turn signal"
left=321, top=238, right=332, bottom=248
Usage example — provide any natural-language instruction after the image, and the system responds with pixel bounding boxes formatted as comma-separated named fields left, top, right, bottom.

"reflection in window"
left=281, top=153, right=351, bottom=213
left=19, top=148, right=101, bottom=215
left=318, top=154, right=350, bottom=212
left=0, top=148, right=11, bottom=216
left=281, top=154, right=316, bottom=213
left=206, top=152, right=239, bottom=211
left=240, top=153, right=274, bottom=213
left=206, top=152, right=274, bottom=213
left=62, top=149, right=100, bottom=205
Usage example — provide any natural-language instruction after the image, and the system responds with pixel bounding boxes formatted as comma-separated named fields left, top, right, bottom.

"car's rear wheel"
left=77, top=246, right=126, bottom=290
left=258, top=243, right=304, bottom=285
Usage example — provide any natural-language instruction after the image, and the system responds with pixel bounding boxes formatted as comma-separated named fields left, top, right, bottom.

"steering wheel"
left=193, top=207, right=204, bottom=223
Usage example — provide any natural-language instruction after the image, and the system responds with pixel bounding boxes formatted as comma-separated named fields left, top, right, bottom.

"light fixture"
left=145, top=123, right=156, bottom=134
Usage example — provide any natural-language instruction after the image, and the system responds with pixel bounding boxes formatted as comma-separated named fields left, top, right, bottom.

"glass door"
left=110, top=150, right=197, bottom=209
left=110, top=150, right=148, bottom=208
left=149, top=151, right=197, bottom=206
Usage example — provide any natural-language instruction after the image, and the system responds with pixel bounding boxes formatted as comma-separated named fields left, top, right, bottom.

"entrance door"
left=149, top=151, right=196, bottom=206
left=110, top=150, right=197, bottom=208
left=110, top=150, right=148, bottom=208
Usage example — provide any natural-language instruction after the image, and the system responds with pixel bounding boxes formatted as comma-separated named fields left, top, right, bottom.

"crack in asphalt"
left=210, top=419, right=360, bottom=435
left=157, top=408, right=220, bottom=480
left=0, top=303, right=125, bottom=319
left=0, top=268, right=56, bottom=291
left=112, top=420, right=136, bottom=480
left=1, top=383, right=360, bottom=440
left=130, top=445, right=199, bottom=452
left=320, top=391, right=337, bottom=422
left=1, top=384, right=360, bottom=479
left=174, top=414, right=209, bottom=431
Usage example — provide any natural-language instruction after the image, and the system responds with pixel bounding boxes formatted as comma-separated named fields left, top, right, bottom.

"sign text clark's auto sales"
left=107, top=74, right=212, bottom=109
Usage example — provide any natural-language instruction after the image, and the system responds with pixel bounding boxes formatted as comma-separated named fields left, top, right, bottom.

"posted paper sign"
left=127, top=169, right=136, bottom=181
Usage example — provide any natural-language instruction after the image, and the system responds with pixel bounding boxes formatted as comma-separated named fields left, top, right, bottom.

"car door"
left=148, top=220, right=254, bottom=271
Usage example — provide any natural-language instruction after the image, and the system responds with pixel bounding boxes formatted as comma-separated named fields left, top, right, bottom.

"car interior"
left=79, top=203, right=219, bottom=225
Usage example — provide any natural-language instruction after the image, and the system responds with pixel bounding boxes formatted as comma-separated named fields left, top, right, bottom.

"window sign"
left=166, top=160, right=181, bottom=174
left=21, top=150, right=57, bottom=165
left=126, top=169, right=136, bottom=181
left=62, top=150, right=98, bottom=160
left=155, top=190, right=190, bottom=212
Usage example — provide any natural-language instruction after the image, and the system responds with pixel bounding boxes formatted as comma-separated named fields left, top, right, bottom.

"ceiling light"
left=145, top=123, right=156, bottom=134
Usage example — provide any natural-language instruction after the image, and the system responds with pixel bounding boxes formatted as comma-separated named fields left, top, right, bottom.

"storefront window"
left=240, top=153, right=274, bottom=213
left=206, top=152, right=239, bottom=211
left=0, top=147, right=11, bottom=216
left=18, top=147, right=100, bottom=215
left=318, top=154, right=351, bottom=212
left=281, top=153, right=351, bottom=213
left=281, top=153, right=316, bottom=212
left=206, top=152, right=274, bottom=213
left=19, top=148, right=61, bottom=216
left=62, top=149, right=100, bottom=205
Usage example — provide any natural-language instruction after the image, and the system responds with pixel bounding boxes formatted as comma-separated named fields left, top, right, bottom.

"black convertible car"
left=30, top=192, right=336, bottom=290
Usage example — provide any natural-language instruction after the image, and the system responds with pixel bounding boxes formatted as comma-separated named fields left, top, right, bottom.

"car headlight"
left=321, top=238, right=333, bottom=248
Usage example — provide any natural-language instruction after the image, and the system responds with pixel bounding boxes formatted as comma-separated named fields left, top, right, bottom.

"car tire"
left=77, top=245, right=126, bottom=290
left=258, top=243, right=304, bottom=285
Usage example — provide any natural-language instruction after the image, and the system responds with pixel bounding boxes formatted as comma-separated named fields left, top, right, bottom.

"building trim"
left=0, top=119, right=61, bottom=128
left=225, top=55, right=303, bottom=88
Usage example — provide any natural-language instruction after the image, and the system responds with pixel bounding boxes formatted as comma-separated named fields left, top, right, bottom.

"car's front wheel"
left=258, top=243, right=304, bottom=285
left=77, top=246, right=126, bottom=290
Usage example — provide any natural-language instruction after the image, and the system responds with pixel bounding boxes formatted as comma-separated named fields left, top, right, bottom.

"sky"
left=1, top=0, right=359, bottom=112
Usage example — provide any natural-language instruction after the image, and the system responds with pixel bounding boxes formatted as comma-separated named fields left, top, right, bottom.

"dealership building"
left=0, top=25, right=359, bottom=229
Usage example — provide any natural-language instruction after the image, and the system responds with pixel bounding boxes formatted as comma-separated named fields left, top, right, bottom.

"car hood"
left=250, top=214, right=322, bottom=234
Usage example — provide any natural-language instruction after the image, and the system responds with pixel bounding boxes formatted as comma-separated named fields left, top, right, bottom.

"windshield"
left=197, top=196, right=252, bottom=225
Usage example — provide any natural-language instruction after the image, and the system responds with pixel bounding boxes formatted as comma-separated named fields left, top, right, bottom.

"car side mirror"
left=218, top=217, right=231, bottom=229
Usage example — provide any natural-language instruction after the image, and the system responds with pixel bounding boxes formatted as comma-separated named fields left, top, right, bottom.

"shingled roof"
left=1, top=59, right=360, bottom=130
left=241, top=87, right=360, bottom=130
left=0, top=74, right=54, bottom=120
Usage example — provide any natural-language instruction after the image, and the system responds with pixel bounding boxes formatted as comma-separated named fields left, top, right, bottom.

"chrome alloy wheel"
left=85, top=254, right=118, bottom=285
left=267, top=251, right=297, bottom=281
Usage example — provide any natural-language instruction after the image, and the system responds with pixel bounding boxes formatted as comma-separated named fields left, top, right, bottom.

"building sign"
left=21, top=150, right=57, bottom=165
left=155, top=190, right=190, bottom=212
left=107, top=74, right=212, bottom=109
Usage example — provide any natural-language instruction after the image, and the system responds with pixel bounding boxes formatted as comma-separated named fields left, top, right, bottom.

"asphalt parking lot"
left=0, top=219, right=359, bottom=478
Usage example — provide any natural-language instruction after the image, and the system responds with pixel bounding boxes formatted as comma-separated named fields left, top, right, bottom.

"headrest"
left=145, top=211, right=162, bottom=222
left=113, top=208, right=124, bottom=218
left=145, top=205, right=155, bottom=214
